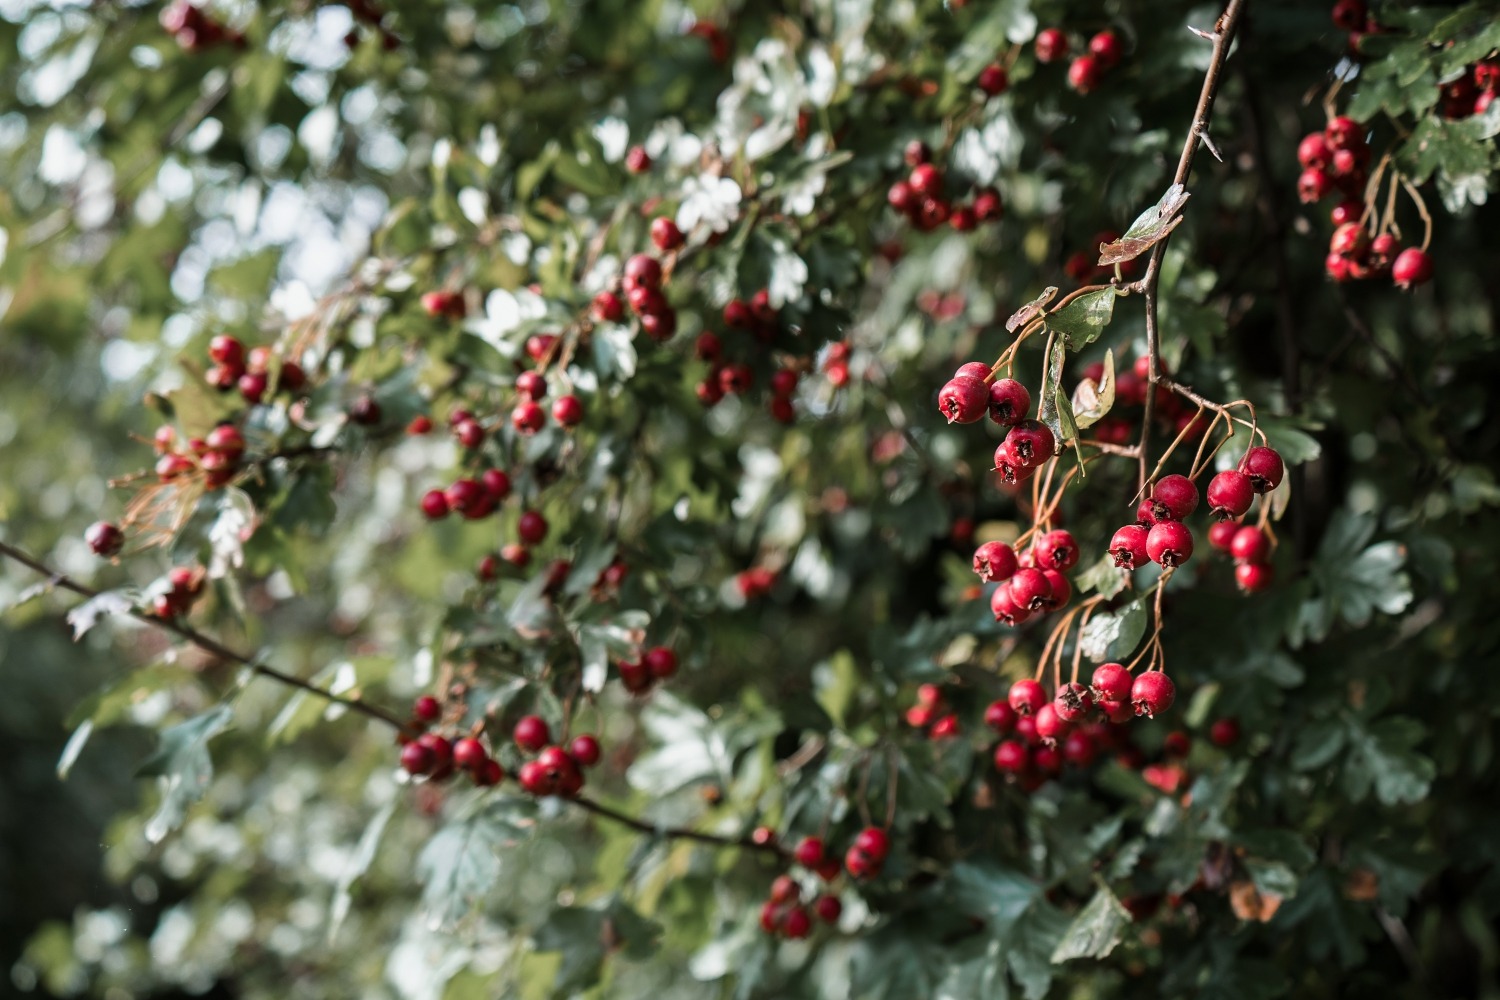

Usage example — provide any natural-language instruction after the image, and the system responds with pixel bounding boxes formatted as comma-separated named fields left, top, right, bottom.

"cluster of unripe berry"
left=204, top=334, right=307, bottom=406
left=159, top=1, right=245, bottom=52
left=1033, top=26, right=1124, bottom=95
left=152, top=422, right=246, bottom=490
left=886, top=143, right=1004, bottom=233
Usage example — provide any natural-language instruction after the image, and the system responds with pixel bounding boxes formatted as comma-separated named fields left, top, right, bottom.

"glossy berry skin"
left=1088, top=30, right=1122, bottom=68
left=85, top=521, right=124, bottom=557
left=552, top=395, right=584, bottom=427
left=1033, top=529, right=1079, bottom=572
left=209, top=334, right=245, bottom=367
left=515, top=371, right=546, bottom=399
left=452, top=737, right=487, bottom=771
left=413, top=695, right=441, bottom=722
left=1149, top=474, right=1200, bottom=521
left=908, top=163, right=941, bottom=197
left=400, top=741, right=434, bottom=776
left=205, top=424, right=244, bottom=455
left=481, top=469, right=512, bottom=501
left=513, top=715, right=551, bottom=752
left=938, top=375, right=989, bottom=424
left=993, top=740, right=1028, bottom=773
left=1005, top=420, right=1056, bottom=468
left=984, top=699, right=1018, bottom=732
left=1210, top=717, right=1242, bottom=748
left=1040, top=569, right=1071, bottom=611
left=1208, top=520, right=1239, bottom=552
left=1146, top=520, right=1195, bottom=568
left=624, top=145, right=651, bottom=173
left=512, top=400, right=546, bottom=435
left=453, top=418, right=485, bottom=449
left=814, top=896, right=842, bottom=923
left=650, top=216, right=685, bottom=251
left=239, top=372, right=269, bottom=404
left=1206, top=470, right=1255, bottom=520
left=1008, top=678, right=1047, bottom=716
left=782, top=907, right=812, bottom=940
left=592, top=291, right=624, bottom=323
left=930, top=714, right=961, bottom=739
left=1238, top=446, right=1285, bottom=493
left=978, top=63, right=1008, bottom=96
left=1298, top=167, right=1333, bottom=203
left=1062, top=731, right=1097, bottom=767
left=1035, top=27, right=1068, bottom=63
left=1391, top=248, right=1433, bottom=289
left=1053, top=682, right=1094, bottom=722
left=987, top=378, right=1031, bottom=426
left=569, top=734, right=601, bottom=767
left=1324, top=116, right=1363, bottom=150
left=1298, top=132, right=1332, bottom=169
left=623, top=253, right=663, bottom=290
left=794, top=837, right=826, bottom=868
left=475, top=758, right=504, bottom=786
left=416, top=733, right=454, bottom=774
left=643, top=646, right=678, bottom=680
left=445, top=479, right=484, bottom=515
left=993, top=441, right=1036, bottom=486
left=517, top=511, right=549, bottom=546
left=973, top=187, right=1003, bottom=222
left=1067, top=55, right=1102, bottom=94
left=853, top=826, right=890, bottom=861
left=1236, top=561, right=1275, bottom=592
left=1131, top=672, right=1176, bottom=718
left=617, top=659, right=651, bottom=693
left=972, top=540, right=1018, bottom=582
left=887, top=181, right=914, bottom=212
left=1033, top=703, right=1069, bottom=743
left=1228, top=526, right=1271, bottom=565
left=1109, top=524, right=1149, bottom=569
left=1007, top=567, right=1054, bottom=612
left=1091, top=663, right=1133, bottom=704
left=990, top=585, right=1031, bottom=626
left=420, top=489, right=450, bottom=520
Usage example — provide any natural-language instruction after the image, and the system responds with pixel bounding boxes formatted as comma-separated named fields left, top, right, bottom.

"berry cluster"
left=152, top=422, right=246, bottom=490
left=420, top=289, right=467, bottom=321
left=205, top=334, right=306, bottom=406
left=903, top=683, right=961, bottom=739
left=887, top=143, right=1004, bottom=233
left=1034, top=26, right=1124, bottom=95
left=159, top=1, right=245, bottom=52
left=691, top=289, right=790, bottom=415
left=1208, top=522, right=1275, bottom=593
left=149, top=565, right=205, bottom=620
left=616, top=644, right=678, bottom=695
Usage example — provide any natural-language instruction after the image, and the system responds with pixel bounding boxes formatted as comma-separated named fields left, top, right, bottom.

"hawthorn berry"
left=525, top=334, right=557, bottom=361
left=1324, top=116, right=1364, bottom=150
left=1109, top=524, right=1149, bottom=569
left=930, top=714, right=961, bottom=739
left=513, top=714, right=550, bottom=752
left=623, top=253, right=663, bottom=291
left=85, top=521, right=124, bottom=557
left=1090, top=663, right=1133, bottom=704
left=552, top=395, right=585, bottom=427
left=1149, top=474, right=1200, bottom=521
left=624, top=145, right=651, bottom=173
left=1008, top=678, right=1047, bottom=716
left=569, top=734, right=601, bottom=767
left=845, top=847, right=880, bottom=880
left=475, top=758, right=504, bottom=787
left=1297, top=132, right=1332, bottom=169
left=417, top=733, right=454, bottom=776
left=452, top=737, right=487, bottom=771
left=794, top=837, right=826, bottom=868
left=903, top=140, right=931, bottom=167
left=1005, top=420, right=1055, bottom=468
left=1238, top=446, right=1285, bottom=493
left=1208, top=520, right=1239, bottom=552
left=853, top=826, right=890, bottom=860
left=592, top=290, right=624, bottom=323
left=643, top=646, right=678, bottom=680
left=480, top=469, right=512, bottom=502
left=517, top=511, right=549, bottom=546
left=517, top=760, right=554, bottom=796
left=1391, top=248, right=1433, bottom=289
left=719, top=364, right=754, bottom=395
left=1067, top=55, right=1102, bottom=94
left=1206, top=470, right=1255, bottom=520
left=1033, top=744, right=1063, bottom=775
left=938, top=375, right=989, bottom=424
left=887, top=180, right=914, bottom=212
left=987, top=378, right=1031, bottom=426
left=1062, top=731, right=1097, bottom=767
left=993, top=740, right=1028, bottom=773
left=651, top=216, right=685, bottom=252
left=445, top=478, right=483, bottom=515
left=1053, top=682, right=1094, bottom=722
left=1130, top=671, right=1176, bottom=718
left=239, top=372, right=269, bottom=404
left=1035, top=27, right=1068, bottom=63
left=972, top=187, right=1003, bottom=222
left=1007, top=567, right=1053, bottom=612
left=908, top=163, right=941, bottom=197
left=413, top=695, right=441, bottom=722
left=782, top=907, right=812, bottom=939
left=400, top=741, right=435, bottom=776
left=814, top=896, right=842, bottom=923
left=349, top=394, right=381, bottom=425
left=984, top=699, right=1018, bottom=733
left=1033, top=703, right=1069, bottom=743
left=453, top=418, right=485, bottom=449
left=972, top=540, right=1018, bottom=583
left=1040, top=569, right=1071, bottom=610
left=1146, top=520, right=1194, bottom=567
left=1209, top=717, right=1242, bottom=748
left=1088, top=30, right=1122, bottom=69
left=420, top=489, right=450, bottom=520
left=949, top=207, right=977, bottom=232
left=1298, top=167, right=1333, bottom=203
left=1033, top=529, right=1079, bottom=572
left=977, top=63, right=1008, bottom=96
left=1236, top=561, right=1275, bottom=592
left=617, top=658, right=652, bottom=693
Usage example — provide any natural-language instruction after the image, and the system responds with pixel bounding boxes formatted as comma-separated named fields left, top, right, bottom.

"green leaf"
left=946, top=0, right=1038, bottom=79
left=417, top=797, right=536, bottom=927
left=66, top=590, right=134, bottom=640
left=1078, top=598, right=1147, bottom=662
left=329, top=801, right=396, bottom=943
left=1099, top=184, right=1190, bottom=265
left=1045, top=288, right=1119, bottom=351
left=1291, top=718, right=1346, bottom=770
left=1075, top=552, right=1128, bottom=600
left=1036, top=336, right=1067, bottom=448
left=1343, top=716, right=1435, bottom=806
left=1006, top=286, right=1058, bottom=332
left=1050, top=881, right=1131, bottom=962
left=1071, top=349, right=1115, bottom=430
left=136, top=704, right=235, bottom=844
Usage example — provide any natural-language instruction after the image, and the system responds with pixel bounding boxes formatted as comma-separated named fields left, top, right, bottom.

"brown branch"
left=571, top=795, right=790, bottom=859
left=1135, top=0, right=1250, bottom=488
left=0, top=539, right=410, bottom=732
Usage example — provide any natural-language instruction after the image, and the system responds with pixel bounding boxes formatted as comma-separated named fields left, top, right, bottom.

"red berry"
left=1014, top=715, right=1040, bottom=745
left=552, top=395, right=584, bottom=427
left=973, top=187, right=1004, bottom=222
left=1035, top=27, right=1068, bottom=63
left=1391, top=248, right=1432, bottom=289
left=825, top=360, right=850, bottom=387
left=478, top=469, right=510, bottom=502
left=1146, top=520, right=1195, bottom=568
left=814, top=895, right=842, bottom=923
left=1331, top=0, right=1366, bottom=29
left=639, top=308, right=677, bottom=341
left=1088, top=30, right=1122, bottom=69
left=937, top=375, right=989, bottom=424
left=1368, top=233, right=1398, bottom=271
left=592, top=290, right=624, bottom=323
left=617, top=658, right=652, bottom=693
left=624, top=145, right=651, bottom=173
left=972, top=540, right=1018, bottom=583
left=518, top=759, right=554, bottom=795
left=1209, top=520, right=1239, bottom=552
left=515, top=371, right=546, bottom=399
left=845, top=846, right=879, bottom=880
left=517, top=510, right=548, bottom=546
left=1149, top=475, right=1200, bottom=521
left=1033, top=703, right=1069, bottom=743
left=903, top=140, right=931, bottom=167
left=1163, top=730, right=1192, bottom=758
left=1238, top=446, right=1285, bottom=493
left=417, top=733, right=453, bottom=775
left=977, top=63, right=1008, bottom=96
left=475, top=758, right=504, bottom=786
left=1329, top=222, right=1368, bottom=258
left=1229, top=526, right=1271, bottom=564
left=1330, top=200, right=1362, bottom=227
left=651, top=216, right=685, bottom=251
left=209, top=334, right=244, bottom=367
left=1033, top=744, right=1063, bottom=776
left=238, top=371, right=269, bottom=404
left=513, top=715, right=550, bottom=752
left=1062, top=731, right=1097, bottom=767
left=1090, top=662, right=1133, bottom=704
left=930, top=714, right=961, bottom=739
left=1109, top=524, right=1149, bottom=569
left=413, top=695, right=441, bottom=722
left=949, top=206, right=978, bottom=232
left=1206, top=470, right=1255, bottom=520
left=1298, top=167, right=1333, bottom=203
left=887, top=180, right=915, bottom=212
left=643, top=646, right=678, bottom=680
left=987, top=378, right=1030, bottom=426
left=1008, top=678, right=1047, bottom=716
left=723, top=299, right=753, bottom=328
left=853, top=826, right=890, bottom=860
left=511, top=400, right=545, bottom=434
left=990, top=584, right=1032, bottom=626
left=349, top=394, right=381, bottom=425
left=452, top=737, right=487, bottom=771
left=1007, top=567, right=1053, bottom=612
left=1033, top=530, right=1079, bottom=572
left=1040, top=569, right=1071, bottom=611
left=759, top=902, right=781, bottom=934
left=908, top=163, right=941, bottom=197
left=623, top=253, right=663, bottom=291
left=85, top=521, right=124, bottom=557
left=453, top=418, right=485, bottom=449
left=1067, top=55, right=1102, bottom=94
left=443, top=478, right=482, bottom=516
left=1236, top=561, right=1275, bottom=592
left=569, top=734, right=601, bottom=767
left=994, top=740, right=1028, bottom=773
left=1005, top=420, right=1056, bottom=468
left=1053, top=682, right=1094, bottom=722
left=984, top=699, right=1018, bottom=732
left=420, top=489, right=450, bottom=519
left=1131, top=672, right=1175, bottom=718
left=1209, top=717, right=1241, bottom=747
left=1298, top=132, right=1332, bottom=169
left=782, top=907, right=812, bottom=939
left=525, top=334, right=557, bottom=361
left=400, top=741, right=435, bottom=776
left=794, top=837, right=826, bottom=868
left=1324, top=116, right=1364, bottom=150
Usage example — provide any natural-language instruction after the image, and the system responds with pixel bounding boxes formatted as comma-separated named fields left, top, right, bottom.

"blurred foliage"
left=1, top=0, right=1499, bottom=998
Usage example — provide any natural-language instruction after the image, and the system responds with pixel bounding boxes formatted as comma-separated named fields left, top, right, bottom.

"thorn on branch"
left=1188, top=26, right=1219, bottom=41
left=1197, top=123, right=1224, bottom=162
